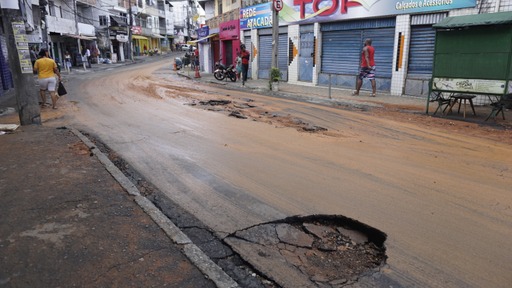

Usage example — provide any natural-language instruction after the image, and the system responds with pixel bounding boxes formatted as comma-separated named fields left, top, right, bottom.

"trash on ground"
left=0, top=124, right=19, bottom=132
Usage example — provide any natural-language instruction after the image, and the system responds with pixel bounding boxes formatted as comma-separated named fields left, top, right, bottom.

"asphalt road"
left=54, top=59, right=512, bottom=287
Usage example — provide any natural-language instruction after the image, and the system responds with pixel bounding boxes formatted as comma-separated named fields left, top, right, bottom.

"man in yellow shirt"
left=33, top=48, right=62, bottom=109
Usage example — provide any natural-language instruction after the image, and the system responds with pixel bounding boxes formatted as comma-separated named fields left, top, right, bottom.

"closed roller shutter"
left=321, top=30, right=361, bottom=74
left=244, top=36, right=252, bottom=78
left=258, top=35, right=272, bottom=79
left=321, top=28, right=394, bottom=78
left=278, top=33, right=288, bottom=81
left=258, top=34, right=288, bottom=80
left=408, top=26, right=435, bottom=75
left=363, top=28, right=395, bottom=78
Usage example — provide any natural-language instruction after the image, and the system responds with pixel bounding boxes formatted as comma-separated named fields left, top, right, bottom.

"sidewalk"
left=177, top=68, right=434, bottom=115
left=177, top=67, right=511, bottom=125
left=0, top=125, right=234, bottom=287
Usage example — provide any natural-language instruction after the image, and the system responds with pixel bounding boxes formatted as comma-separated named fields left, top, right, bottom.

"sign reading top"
left=241, top=0, right=476, bottom=28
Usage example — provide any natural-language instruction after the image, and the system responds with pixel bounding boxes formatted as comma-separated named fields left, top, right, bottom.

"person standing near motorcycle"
left=240, top=44, right=250, bottom=86
left=194, top=46, right=199, bottom=68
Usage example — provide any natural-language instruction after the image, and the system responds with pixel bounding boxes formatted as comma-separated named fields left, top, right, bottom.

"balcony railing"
left=144, top=6, right=159, bottom=16
left=76, top=0, right=96, bottom=6
left=46, top=15, right=95, bottom=36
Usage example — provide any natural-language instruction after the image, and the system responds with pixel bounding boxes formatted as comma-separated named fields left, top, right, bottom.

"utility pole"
left=128, top=0, right=133, bottom=61
left=73, top=0, right=85, bottom=70
left=271, top=0, right=280, bottom=69
left=1, top=7, right=41, bottom=125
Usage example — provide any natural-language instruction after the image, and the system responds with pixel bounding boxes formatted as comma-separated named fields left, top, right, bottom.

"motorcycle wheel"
left=214, top=71, right=225, bottom=80
left=228, top=72, right=237, bottom=82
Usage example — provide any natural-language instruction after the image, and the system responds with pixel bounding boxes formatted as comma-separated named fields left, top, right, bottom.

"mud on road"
left=19, top=60, right=512, bottom=288
left=135, top=72, right=512, bottom=145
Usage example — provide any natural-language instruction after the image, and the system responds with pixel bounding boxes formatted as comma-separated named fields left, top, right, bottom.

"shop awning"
left=188, top=33, right=218, bottom=44
left=63, top=34, right=96, bottom=40
left=152, top=34, right=165, bottom=39
left=433, top=11, right=512, bottom=28
left=110, top=15, right=127, bottom=27
left=132, top=35, right=148, bottom=40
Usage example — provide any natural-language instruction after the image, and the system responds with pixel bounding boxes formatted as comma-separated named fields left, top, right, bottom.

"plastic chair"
left=430, top=91, right=452, bottom=115
left=486, top=94, right=512, bottom=121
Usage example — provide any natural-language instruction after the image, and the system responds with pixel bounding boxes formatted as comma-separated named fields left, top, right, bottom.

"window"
left=48, top=1, right=56, bottom=16
left=99, top=15, right=108, bottom=26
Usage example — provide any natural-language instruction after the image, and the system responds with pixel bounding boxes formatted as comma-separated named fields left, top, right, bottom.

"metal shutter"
left=321, top=30, right=361, bottom=74
left=258, top=35, right=272, bottom=79
left=258, top=34, right=288, bottom=80
left=278, top=33, right=288, bottom=81
left=363, top=28, right=395, bottom=78
left=407, top=26, right=435, bottom=75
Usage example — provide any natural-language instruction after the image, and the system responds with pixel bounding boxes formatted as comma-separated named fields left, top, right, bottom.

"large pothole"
left=225, top=215, right=387, bottom=288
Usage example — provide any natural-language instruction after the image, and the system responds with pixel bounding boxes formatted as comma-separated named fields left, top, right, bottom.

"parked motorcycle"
left=214, top=61, right=237, bottom=82
left=182, top=52, right=191, bottom=67
left=175, top=57, right=183, bottom=70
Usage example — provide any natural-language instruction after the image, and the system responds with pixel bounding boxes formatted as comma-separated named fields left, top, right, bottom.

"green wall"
left=433, top=26, right=512, bottom=80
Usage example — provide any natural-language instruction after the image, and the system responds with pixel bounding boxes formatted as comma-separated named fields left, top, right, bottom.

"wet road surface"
left=54, top=59, right=512, bottom=287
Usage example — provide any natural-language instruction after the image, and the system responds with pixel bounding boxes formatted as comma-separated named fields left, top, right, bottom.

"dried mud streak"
left=138, top=75, right=339, bottom=137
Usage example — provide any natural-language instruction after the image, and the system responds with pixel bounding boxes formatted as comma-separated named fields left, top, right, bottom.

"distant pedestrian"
left=353, top=38, right=376, bottom=97
left=240, top=44, right=250, bottom=86
left=194, top=46, right=199, bottom=67
left=33, top=48, right=62, bottom=109
left=64, top=50, right=72, bottom=72
left=85, top=47, right=91, bottom=68
left=30, top=46, right=38, bottom=67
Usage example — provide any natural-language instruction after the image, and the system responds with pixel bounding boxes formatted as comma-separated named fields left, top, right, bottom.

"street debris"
left=228, top=110, right=247, bottom=119
left=225, top=215, right=387, bottom=288
left=0, top=124, right=19, bottom=135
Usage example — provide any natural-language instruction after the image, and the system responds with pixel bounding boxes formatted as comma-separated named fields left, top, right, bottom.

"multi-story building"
left=0, top=0, right=176, bottom=72
left=44, top=0, right=97, bottom=66
left=173, top=0, right=202, bottom=45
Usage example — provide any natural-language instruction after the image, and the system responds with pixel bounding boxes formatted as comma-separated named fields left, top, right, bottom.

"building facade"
left=200, top=0, right=512, bottom=100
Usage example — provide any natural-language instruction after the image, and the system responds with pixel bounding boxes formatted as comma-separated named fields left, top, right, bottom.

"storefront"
left=131, top=26, right=148, bottom=56
left=219, top=19, right=241, bottom=66
left=404, top=13, right=447, bottom=97
left=278, top=0, right=476, bottom=96
left=258, top=27, right=288, bottom=80
left=193, top=26, right=215, bottom=72
left=319, top=18, right=396, bottom=91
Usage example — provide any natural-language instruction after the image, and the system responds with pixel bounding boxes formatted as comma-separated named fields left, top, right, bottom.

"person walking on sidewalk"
left=33, top=48, right=62, bottom=109
left=240, top=44, right=250, bottom=86
left=353, top=38, right=376, bottom=97
left=64, top=50, right=72, bottom=72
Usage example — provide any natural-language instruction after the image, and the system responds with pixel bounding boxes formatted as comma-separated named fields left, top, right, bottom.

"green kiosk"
left=427, top=12, right=512, bottom=120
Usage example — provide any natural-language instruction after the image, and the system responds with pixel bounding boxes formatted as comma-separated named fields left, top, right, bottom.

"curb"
left=70, top=127, right=239, bottom=288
